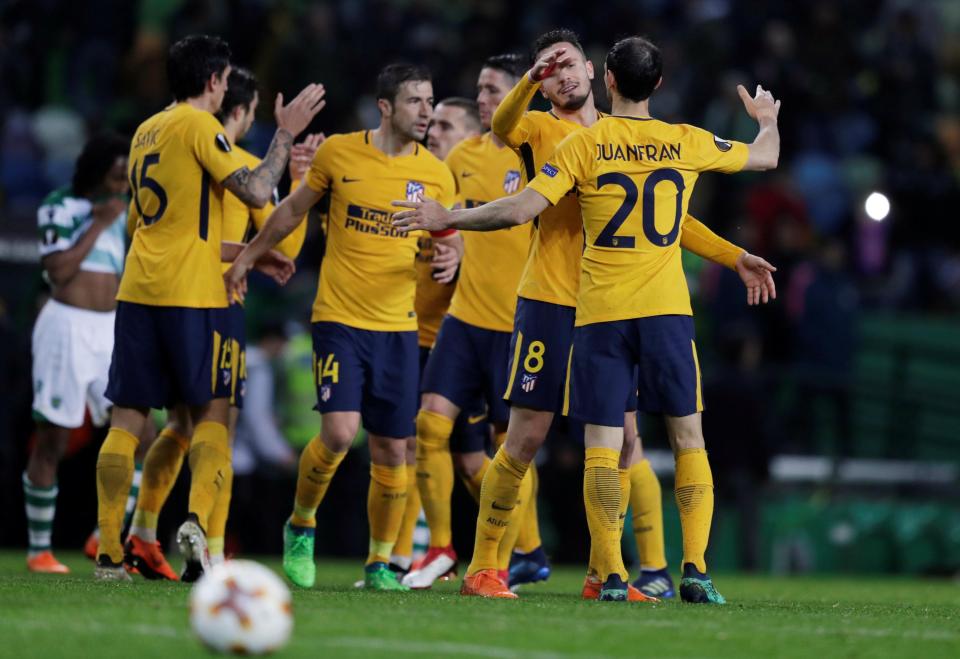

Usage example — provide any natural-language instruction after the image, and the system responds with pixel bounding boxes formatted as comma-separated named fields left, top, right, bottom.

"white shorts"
left=32, top=299, right=115, bottom=428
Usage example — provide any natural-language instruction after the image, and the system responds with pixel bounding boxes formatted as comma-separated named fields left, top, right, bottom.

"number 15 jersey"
left=119, top=103, right=242, bottom=308
left=528, top=116, right=748, bottom=326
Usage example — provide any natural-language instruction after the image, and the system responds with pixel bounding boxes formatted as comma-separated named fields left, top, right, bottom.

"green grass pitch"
left=0, top=551, right=957, bottom=658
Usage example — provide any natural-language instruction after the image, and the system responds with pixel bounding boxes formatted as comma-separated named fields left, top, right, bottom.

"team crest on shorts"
left=520, top=373, right=537, bottom=393
left=320, top=384, right=332, bottom=402
left=222, top=369, right=231, bottom=386
left=503, top=170, right=521, bottom=194
left=406, top=181, right=425, bottom=202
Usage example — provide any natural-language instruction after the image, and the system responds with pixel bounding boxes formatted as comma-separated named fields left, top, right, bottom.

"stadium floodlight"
left=864, top=191, right=890, bottom=222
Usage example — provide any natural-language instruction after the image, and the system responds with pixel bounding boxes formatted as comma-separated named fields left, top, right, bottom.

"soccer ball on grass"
left=189, top=560, right=293, bottom=654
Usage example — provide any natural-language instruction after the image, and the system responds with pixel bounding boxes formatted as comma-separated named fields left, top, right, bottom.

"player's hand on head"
left=431, top=242, right=460, bottom=284
left=275, top=84, right=327, bottom=137
left=92, top=196, right=128, bottom=226
left=288, top=133, right=325, bottom=181
left=530, top=47, right=573, bottom=82
left=253, top=249, right=296, bottom=286
left=390, top=198, right=450, bottom=233
left=737, top=84, right=781, bottom=124
left=735, top=252, right=777, bottom=305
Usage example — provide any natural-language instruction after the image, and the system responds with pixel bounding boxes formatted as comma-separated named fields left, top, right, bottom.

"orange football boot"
left=124, top=536, right=179, bottom=581
left=83, top=532, right=98, bottom=561
left=27, top=551, right=70, bottom=574
left=461, top=569, right=518, bottom=599
left=581, top=574, right=658, bottom=602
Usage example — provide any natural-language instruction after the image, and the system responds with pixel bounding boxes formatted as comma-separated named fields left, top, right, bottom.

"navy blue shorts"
left=224, top=303, right=247, bottom=409
left=565, top=315, right=703, bottom=426
left=503, top=297, right=575, bottom=413
left=421, top=314, right=511, bottom=426
left=312, top=322, right=418, bottom=438
left=105, top=301, right=231, bottom=409
left=419, top=346, right=487, bottom=454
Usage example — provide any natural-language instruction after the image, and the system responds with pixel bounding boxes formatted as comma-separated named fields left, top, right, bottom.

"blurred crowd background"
left=1, top=0, right=958, bottom=574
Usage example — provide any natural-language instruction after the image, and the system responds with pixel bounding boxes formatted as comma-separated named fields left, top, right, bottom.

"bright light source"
left=864, top=192, right=890, bottom=222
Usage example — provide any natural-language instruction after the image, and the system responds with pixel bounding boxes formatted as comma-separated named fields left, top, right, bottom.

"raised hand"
left=288, top=133, right=325, bottom=181
left=734, top=252, right=777, bottom=305
left=737, top=84, right=781, bottom=124
left=530, top=47, right=574, bottom=82
left=274, top=84, right=326, bottom=137
left=391, top=198, right=453, bottom=233
left=92, top=195, right=128, bottom=226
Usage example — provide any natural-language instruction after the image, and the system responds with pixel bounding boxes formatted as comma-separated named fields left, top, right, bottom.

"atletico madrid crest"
left=503, top=170, right=521, bottom=194
left=320, top=384, right=332, bottom=402
left=520, top=373, right=537, bottom=392
left=406, top=181, right=425, bottom=202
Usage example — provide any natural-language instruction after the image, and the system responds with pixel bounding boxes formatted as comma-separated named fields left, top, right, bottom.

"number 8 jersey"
left=527, top=116, right=749, bottom=326
left=119, top=103, right=242, bottom=308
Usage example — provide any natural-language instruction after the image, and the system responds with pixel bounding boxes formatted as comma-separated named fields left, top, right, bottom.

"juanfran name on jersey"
left=37, top=188, right=126, bottom=275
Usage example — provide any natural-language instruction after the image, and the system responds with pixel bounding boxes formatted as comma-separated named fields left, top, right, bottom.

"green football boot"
left=282, top=519, right=316, bottom=588
left=364, top=562, right=410, bottom=591
left=679, top=563, right=726, bottom=604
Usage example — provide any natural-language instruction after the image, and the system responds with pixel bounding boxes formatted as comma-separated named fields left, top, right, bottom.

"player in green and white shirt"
left=25, top=133, right=144, bottom=574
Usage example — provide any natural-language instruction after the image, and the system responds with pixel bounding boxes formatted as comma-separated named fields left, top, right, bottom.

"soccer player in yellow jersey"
left=393, top=35, right=781, bottom=603
left=122, top=67, right=320, bottom=580
left=402, top=55, right=534, bottom=589
left=390, top=98, right=484, bottom=576
left=93, top=35, right=324, bottom=581
left=224, top=63, right=463, bottom=591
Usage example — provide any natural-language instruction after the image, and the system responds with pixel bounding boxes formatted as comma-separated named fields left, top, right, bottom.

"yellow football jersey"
left=445, top=133, right=531, bottom=332
left=304, top=130, right=457, bottom=331
left=528, top=115, right=749, bottom=326
left=120, top=102, right=243, bottom=307
left=414, top=236, right=455, bottom=347
left=221, top=146, right=307, bottom=273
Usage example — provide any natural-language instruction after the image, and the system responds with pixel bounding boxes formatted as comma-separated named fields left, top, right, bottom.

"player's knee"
left=419, top=393, right=458, bottom=419
left=452, top=452, right=483, bottom=478
left=672, top=431, right=705, bottom=452
left=505, top=431, right=544, bottom=463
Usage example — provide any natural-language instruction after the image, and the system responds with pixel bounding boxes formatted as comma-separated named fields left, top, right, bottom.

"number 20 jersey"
left=119, top=103, right=242, bottom=308
left=528, top=116, right=748, bottom=326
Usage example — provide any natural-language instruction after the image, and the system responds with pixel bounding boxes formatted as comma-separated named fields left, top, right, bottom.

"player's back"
left=121, top=102, right=241, bottom=308
left=532, top=115, right=748, bottom=326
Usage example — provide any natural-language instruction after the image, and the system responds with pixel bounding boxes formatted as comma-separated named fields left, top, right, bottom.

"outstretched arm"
left=392, top=187, right=550, bottom=233
left=738, top=84, right=780, bottom=171
left=222, top=84, right=326, bottom=207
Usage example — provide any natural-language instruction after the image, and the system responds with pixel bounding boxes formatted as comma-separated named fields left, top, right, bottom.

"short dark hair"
left=605, top=36, right=662, bottom=102
left=167, top=34, right=232, bottom=101
left=215, top=67, right=258, bottom=123
left=482, top=54, right=528, bottom=80
left=72, top=133, right=129, bottom=198
left=376, top=62, right=432, bottom=104
left=436, top=97, right=481, bottom=132
left=531, top=28, right=585, bottom=60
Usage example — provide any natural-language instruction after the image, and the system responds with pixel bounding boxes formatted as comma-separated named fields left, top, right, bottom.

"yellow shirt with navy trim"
left=120, top=102, right=242, bottom=307
left=304, top=130, right=457, bottom=331
left=414, top=236, right=455, bottom=347
left=528, top=115, right=749, bottom=326
left=221, top=146, right=307, bottom=273
left=493, top=76, right=585, bottom=308
left=445, top=133, right=531, bottom=332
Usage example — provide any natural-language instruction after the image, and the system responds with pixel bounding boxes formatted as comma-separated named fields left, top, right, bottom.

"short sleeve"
left=435, top=164, right=458, bottom=211
left=526, top=132, right=587, bottom=205
left=188, top=111, right=244, bottom=183
left=305, top=137, right=335, bottom=193
left=37, top=202, right=75, bottom=256
left=684, top=125, right=749, bottom=174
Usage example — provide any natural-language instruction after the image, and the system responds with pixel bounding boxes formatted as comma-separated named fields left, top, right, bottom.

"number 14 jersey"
left=528, top=116, right=748, bottom=326
left=120, top=103, right=242, bottom=308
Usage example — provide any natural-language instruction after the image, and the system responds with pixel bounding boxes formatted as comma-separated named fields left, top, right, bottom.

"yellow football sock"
left=459, top=455, right=491, bottom=503
left=583, top=447, right=627, bottom=581
left=207, top=460, right=233, bottom=558
left=291, top=436, right=347, bottom=528
left=514, top=462, right=543, bottom=553
left=675, top=448, right=714, bottom=574
left=131, top=427, right=189, bottom=540
left=367, top=463, right=407, bottom=565
left=466, top=447, right=528, bottom=575
left=392, top=464, right=420, bottom=561
left=187, top=421, right=230, bottom=531
left=630, top=458, right=667, bottom=570
left=96, top=428, right=139, bottom=562
left=497, top=466, right=534, bottom=570
left=414, top=409, right=455, bottom=547
left=619, top=467, right=631, bottom=535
